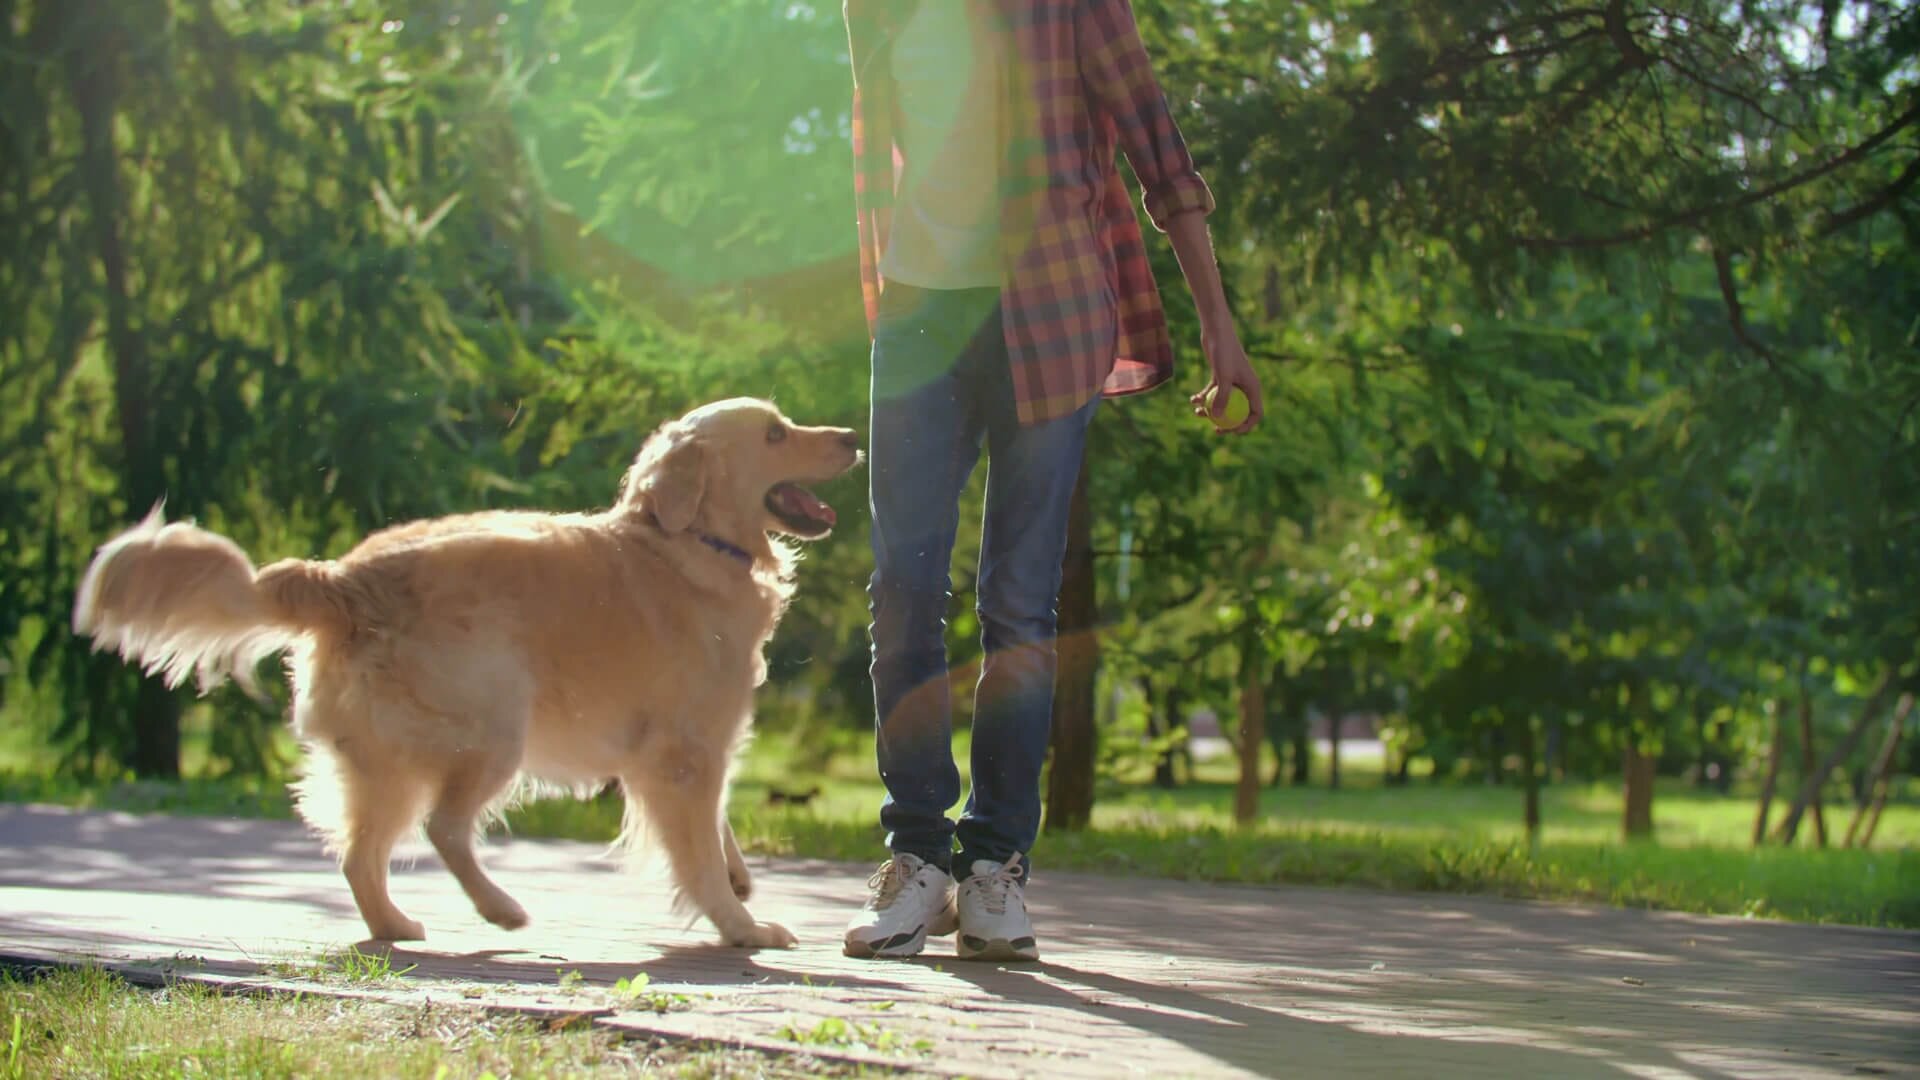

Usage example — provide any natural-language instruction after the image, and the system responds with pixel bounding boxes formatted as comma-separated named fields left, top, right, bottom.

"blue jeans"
left=867, top=285, right=1097, bottom=883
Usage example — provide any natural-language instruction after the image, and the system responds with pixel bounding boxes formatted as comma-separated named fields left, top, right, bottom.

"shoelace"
left=970, top=855, right=1023, bottom=916
left=866, top=858, right=912, bottom=911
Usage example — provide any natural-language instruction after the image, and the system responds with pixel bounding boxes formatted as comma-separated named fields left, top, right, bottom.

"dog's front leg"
left=622, top=751, right=794, bottom=948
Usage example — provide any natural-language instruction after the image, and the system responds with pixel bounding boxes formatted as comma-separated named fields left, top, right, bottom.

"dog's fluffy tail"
left=73, top=505, right=351, bottom=696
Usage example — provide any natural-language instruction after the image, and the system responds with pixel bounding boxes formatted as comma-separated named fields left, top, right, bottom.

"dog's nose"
left=838, top=430, right=861, bottom=451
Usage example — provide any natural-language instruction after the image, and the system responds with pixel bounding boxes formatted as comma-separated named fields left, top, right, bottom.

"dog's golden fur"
left=72, top=398, right=860, bottom=948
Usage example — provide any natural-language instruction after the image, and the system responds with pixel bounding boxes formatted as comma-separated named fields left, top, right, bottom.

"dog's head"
left=620, top=398, right=862, bottom=545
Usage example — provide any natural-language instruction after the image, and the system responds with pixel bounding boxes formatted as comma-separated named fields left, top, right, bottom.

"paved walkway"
left=0, top=805, right=1914, bottom=1078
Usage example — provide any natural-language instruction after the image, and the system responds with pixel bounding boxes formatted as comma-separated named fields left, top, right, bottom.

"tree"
left=1045, top=457, right=1101, bottom=832
left=7, top=0, right=1913, bottom=843
left=4, top=0, right=587, bottom=774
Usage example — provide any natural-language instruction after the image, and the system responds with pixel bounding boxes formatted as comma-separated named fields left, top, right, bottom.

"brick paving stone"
left=0, top=804, right=1914, bottom=1078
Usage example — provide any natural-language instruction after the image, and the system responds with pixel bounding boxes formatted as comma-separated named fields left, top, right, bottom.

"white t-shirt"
left=880, top=0, right=1004, bottom=290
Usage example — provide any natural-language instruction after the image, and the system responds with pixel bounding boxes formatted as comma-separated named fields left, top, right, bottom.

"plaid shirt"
left=845, top=0, right=1215, bottom=425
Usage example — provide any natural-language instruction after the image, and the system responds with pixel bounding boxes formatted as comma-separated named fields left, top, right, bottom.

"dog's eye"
left=766, top=423, right=787, bottom=444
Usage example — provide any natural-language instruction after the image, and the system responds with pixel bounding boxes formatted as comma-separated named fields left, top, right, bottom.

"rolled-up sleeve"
left=1076, top=0, right=1214, bottom=232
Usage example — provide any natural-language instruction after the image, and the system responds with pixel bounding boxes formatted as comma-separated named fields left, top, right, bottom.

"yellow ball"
left=1206, top=386, right=1251, bottom=428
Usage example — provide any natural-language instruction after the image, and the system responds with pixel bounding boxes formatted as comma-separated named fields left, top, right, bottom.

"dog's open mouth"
left=766, top=482, right=837, bottom=536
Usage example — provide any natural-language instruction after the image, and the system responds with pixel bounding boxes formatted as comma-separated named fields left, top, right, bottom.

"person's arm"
left=1165, top=210, right=1262, bottom=434
left=1077, top=0, right=1262, bottom=434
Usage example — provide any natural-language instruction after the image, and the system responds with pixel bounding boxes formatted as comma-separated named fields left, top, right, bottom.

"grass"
left=0, top=964, right=862, bottom=1079
left=731, top=790, right=1920, bottom=930
left=612, top=972, right=692, bottom=1015
left=0, top=770, right=294, bottom=819
left=3, top=732, right=1915, bottom=929
left=775, top=1017, right=932, bottom=1058
left=312, top=946, right=416, bottom=985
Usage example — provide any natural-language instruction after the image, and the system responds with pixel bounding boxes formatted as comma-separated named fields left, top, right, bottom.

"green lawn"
left=3, top=730, right=1915, bottom=930
left=0, top=964, right=855, bottom=1079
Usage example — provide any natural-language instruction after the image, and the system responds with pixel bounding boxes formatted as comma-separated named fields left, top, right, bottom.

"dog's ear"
left=628, top=430, right=707, bottom=532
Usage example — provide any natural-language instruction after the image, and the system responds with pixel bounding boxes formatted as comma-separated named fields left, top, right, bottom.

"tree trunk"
left=1692, top=699, right=1714, bottom=788
left=1848, top=765, right=1873, bottom=808
left=1845, top=692, right=1912, bottom=848
left=1267, top=714, right=1288, bottom=788
left=1752, top=702, right=1786, bottom=846
left=1043, top=457, right=1097, bottom=832
left=1234, top=642, right=1264, bottom=825
left=1289, top=720, right=1310, bottom=785
left=1141, top=677, right=1165, bottom=787
left=1152, top=682, right=1183, bottom=790
left=1382, top=746, right=1408, bottom=787
left=1520, top=719, right=1541, bottom=849
left=1262, top=265, right=1284, bottom=320
left=1795, top=677, right=1829, bottom=846
left=1264, top=672, right=1291, bottom=788
left=1622, top=743, right=1656, bottom=839
left=1327, top=705, right=1343, bottom=791
left=66, top=3, right=180, bottom=779
left=128, top=678, right=182, bottom=781
left=1776, top=669, right=1896, bottom=845
left=1859, top=790, right=1895, bottom=848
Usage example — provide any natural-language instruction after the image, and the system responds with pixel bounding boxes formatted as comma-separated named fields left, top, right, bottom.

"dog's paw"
left=479, top=896, right=530, bottom=931
left=729, top=866, right=753, bottom=901
left=747, top=921, right=797, bottom=949
left=367, top=917, right=426, bottom=943
left=726, top=920, right=796, bottom=949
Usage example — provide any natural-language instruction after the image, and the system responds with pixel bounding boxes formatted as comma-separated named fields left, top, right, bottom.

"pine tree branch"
left=1603, top=0, right=1652, bottom=70
left=1819, top=152, right=1920, bottom=235
left=1658, top=56, right=1796, bottom=130
left=1520, top=97, right=1920, bottom=249
left=1712, top=246, right=1781, bottom=372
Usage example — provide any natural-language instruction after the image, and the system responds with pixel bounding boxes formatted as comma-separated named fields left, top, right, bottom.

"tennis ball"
left=1205, top=385, right=1251, bottom=428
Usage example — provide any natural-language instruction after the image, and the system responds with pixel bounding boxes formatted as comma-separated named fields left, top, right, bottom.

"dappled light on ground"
left=2, top=806, right=1914, bottom=1078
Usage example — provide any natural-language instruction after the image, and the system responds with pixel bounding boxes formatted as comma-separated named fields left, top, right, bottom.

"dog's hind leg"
left=426, top=753, right=528, bottom=930
left=338, top=768, right=428, bottom=942
left=622, top=747, right=794, bottom=949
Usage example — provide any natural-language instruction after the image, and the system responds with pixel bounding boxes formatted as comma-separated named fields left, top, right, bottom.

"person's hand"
left=1188, top=320, right=1263, bottom=435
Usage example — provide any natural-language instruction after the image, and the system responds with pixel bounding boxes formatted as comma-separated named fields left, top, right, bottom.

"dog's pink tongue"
left=781, top=485, right=836, bottom=525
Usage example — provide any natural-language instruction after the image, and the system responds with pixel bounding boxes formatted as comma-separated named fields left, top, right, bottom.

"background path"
left=0, top=805, right=1913, bottom=1078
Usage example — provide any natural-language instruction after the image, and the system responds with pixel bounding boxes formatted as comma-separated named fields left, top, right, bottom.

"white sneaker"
left=956, top=855, right=1038, bottom=962
left=843, top=853, right=958, bottom=959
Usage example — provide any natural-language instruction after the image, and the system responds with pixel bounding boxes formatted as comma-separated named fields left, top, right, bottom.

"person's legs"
left=866, top=285, right=1002, bottom=871
left=939, top=372, right=1094, bottom=963
left=848, top=285, right=1002, bottom=959
left=955, top=384, right=1098, bottom=879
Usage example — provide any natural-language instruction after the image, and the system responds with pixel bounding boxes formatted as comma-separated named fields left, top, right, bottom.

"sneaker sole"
left=844, top=912, right=957, bottom=960
left=957, top=934, right=1038, bottom=963
left=843, top=927, right=926, bottom=959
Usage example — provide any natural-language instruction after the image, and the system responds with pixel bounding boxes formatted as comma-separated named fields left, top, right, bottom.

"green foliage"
left=4, top=1014, right=21, bottom=1080
left=0, top=0, right=1913, bottom=866
left=510, top=0, right=854, bottom=288
left=738, top=778, right=1920, bottom=927
left=611, top=972, right=690, bottom=1013
left=0, top=0, right=863, bottom=775
left=777, top=1016, right=931, bottom=1056
left=1094, top=0, right=1920, bottom=835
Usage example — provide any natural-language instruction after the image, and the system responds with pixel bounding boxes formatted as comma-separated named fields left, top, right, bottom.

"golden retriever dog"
left=72, top=398, right=860, bottom=949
